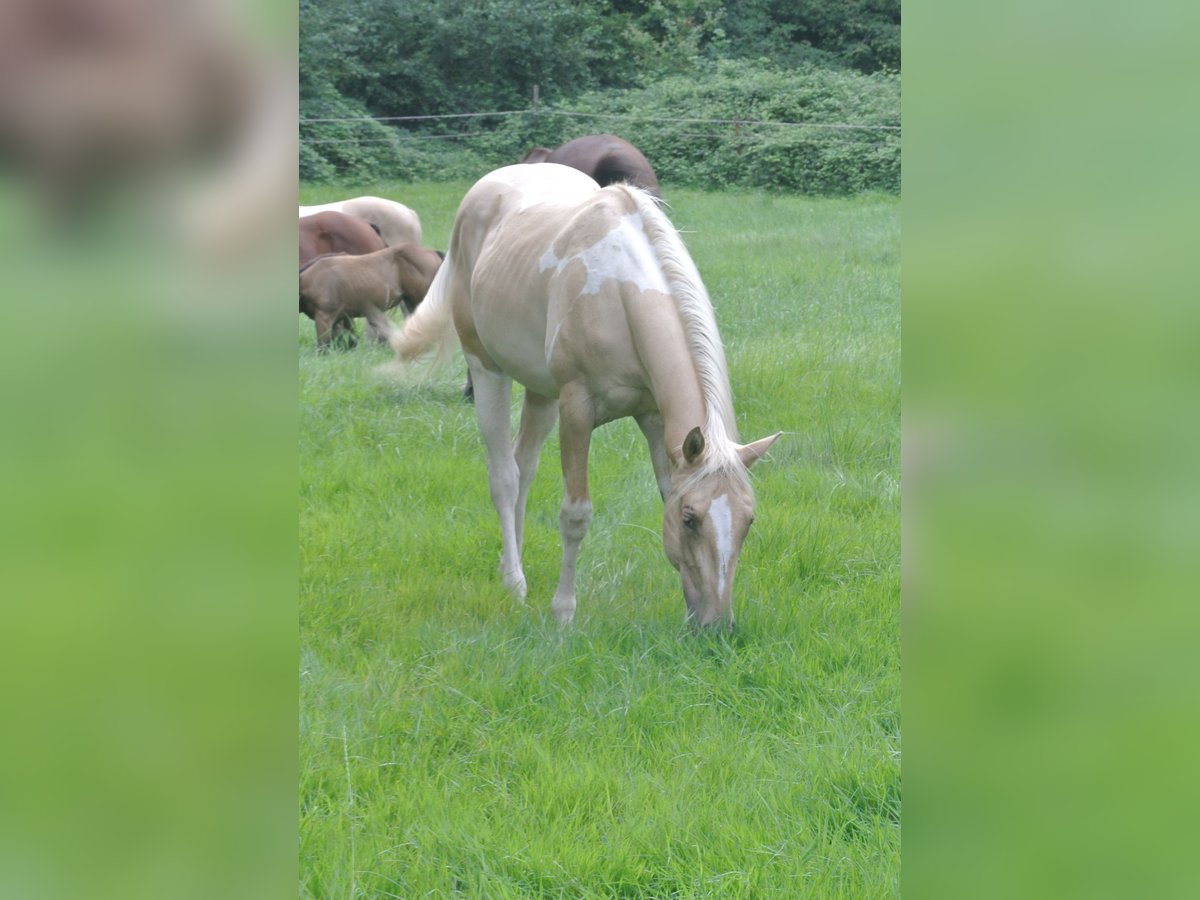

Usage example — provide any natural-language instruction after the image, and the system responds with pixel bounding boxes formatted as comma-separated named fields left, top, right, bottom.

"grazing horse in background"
left=519, top=146, right=553, bottom=164
left=298, top=196, right=422, bottom=247
left=299, top=210, right=385, bottom=267
left=520, top=134, right=662, bottom=198
left=391, top=164, right=779, bottom=628
left=300, top=243, right=443, bottom=349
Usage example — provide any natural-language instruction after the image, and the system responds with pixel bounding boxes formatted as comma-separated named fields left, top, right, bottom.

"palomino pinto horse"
left=520, top=134, right=662, bottom=198
left=391, top=164, right=779, bottom=628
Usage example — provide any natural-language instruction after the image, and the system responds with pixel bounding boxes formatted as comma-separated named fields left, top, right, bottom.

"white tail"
left=388, top=252, right=458, bottom=368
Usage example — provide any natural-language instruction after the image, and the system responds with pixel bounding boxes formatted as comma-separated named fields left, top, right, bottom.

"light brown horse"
left=391, top=164, right=779, bottom=628
left=300, top=243, right=443, bottom=349
left=520, top=134, right=662, bottom=198
left=299, top=210, right=386, bottom=267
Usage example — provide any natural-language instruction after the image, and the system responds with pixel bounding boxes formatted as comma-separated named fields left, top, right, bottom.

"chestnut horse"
left=299, top=243, right=443, bottom=349
left=520, top=134, right=662, bottom=198
left=391, top=164, right=778, bottom=628
left=299, top=210, right=386, bottom=267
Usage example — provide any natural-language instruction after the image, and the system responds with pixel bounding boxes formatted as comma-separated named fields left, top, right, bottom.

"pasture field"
left=299, top=182, right=900, bottom=896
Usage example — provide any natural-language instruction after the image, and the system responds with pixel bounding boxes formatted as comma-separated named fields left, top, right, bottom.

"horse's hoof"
left=551, top=595, right=576, bottom=626
left=501, top=571, right=527, bottom=602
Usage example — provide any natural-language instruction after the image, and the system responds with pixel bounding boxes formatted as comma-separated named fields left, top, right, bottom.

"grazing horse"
left=520, top=134, right=662, bottom=198
left=519, top=147, right=553, bottom=164
left=300, top=243, right=443, bottom=349
left=391, top=164, right=779, bottom=628
left=299, top=210, right=385, bottom=267
left=298, top=196, right=422, bottom=247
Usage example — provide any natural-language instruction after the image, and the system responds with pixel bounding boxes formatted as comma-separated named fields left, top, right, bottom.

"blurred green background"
left=0, top=1, right=296, bottom=898
left=904, top=1, right=1200, bottom=897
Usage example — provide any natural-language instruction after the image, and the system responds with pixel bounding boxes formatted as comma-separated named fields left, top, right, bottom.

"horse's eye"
left=682, top=507, right=699, bottom=531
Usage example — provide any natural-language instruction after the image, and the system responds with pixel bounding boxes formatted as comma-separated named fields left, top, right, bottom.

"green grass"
left=300, top=182, right=899, bottom=896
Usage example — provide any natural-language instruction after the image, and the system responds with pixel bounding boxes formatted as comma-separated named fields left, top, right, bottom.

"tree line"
left=300, top=0, right=901, bottom=193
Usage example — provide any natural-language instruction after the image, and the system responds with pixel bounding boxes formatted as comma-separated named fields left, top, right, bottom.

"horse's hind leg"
left=467, top=354, right=526, bottom=600
left=513, top=391, right=558, bottom=552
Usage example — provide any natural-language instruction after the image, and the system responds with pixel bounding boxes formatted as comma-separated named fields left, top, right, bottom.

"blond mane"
left=619, top=186, right=748, bottom=477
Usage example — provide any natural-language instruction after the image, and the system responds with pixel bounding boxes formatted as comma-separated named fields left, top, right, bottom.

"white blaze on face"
left=710, top=493, right=733, bottom=597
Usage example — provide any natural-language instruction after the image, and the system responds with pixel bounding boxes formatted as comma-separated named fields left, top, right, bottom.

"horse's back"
left=547, top=134, right=661, bottom=198
left=299, top=196, right=421, bottom=246
left=341, top=196, right=422, bottom=246
left=299, top=210, right=386, bottom=265
left=451, top=166, right=670, bottom=400
left=298, top=201, right=342, bottom=217
left=449, top=165, right=598, bottom=268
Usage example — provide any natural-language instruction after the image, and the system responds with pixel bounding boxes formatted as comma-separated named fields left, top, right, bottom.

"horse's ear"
left=682, top=427, right=705, bottom=465
left=737, top=432, right=782, bottom=469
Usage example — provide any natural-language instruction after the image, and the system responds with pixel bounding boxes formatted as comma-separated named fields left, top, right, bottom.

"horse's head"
left=662, top=427, right=780, bottom=630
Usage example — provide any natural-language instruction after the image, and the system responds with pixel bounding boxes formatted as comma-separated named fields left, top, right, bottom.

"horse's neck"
left=623, top=289, right=710, bottom=463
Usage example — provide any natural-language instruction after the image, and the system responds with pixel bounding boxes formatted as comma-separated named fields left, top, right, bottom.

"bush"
left=551, top=61, right=900, bottom=194
left=301, top=62, right=899, bottom=195
left=299, top=88, right=410, bottom=183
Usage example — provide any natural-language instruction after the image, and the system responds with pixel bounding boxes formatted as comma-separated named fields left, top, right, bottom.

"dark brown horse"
left=520, top=134, right=661, bottom=198
left=299, top=211, right=386, bottom=267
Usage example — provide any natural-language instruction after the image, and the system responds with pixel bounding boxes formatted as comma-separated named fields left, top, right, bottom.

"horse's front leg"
left=553, top=383, right=595, bottom=624
left=466, top=355, right=526, bottom=600
left=314, top=310, right=335, bottom=351
left=362, top=304, right=396, bottom=344
left=635, top=412, right=672, bottom=501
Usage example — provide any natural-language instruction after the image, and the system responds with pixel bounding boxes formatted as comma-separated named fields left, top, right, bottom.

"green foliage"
left=299, top=88, right=406, bottom=183
left=721, top=0, right=900, bottom=73
left=303, top=61, right=899, bottom=194
left=299, top=1, right=901, bottom=188
left=550, top=61, right=900, bottom=194
left=299, top=184, right=900, bottom=895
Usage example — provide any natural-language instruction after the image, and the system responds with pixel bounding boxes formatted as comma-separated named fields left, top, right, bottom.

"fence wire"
left=299, top=105, right=899, bottom=146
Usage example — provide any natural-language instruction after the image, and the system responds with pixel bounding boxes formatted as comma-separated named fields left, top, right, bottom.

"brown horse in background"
left=300, top=242, right=443, bottom=349
left=520, top=134, right=661, bottom=198
left=299, top=210, right=385, bottom=267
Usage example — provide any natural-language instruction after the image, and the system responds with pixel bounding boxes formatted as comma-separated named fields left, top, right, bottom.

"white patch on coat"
left=538, top=213, right=667, bottom=296
left=710, top=493, right=732, bottom=597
